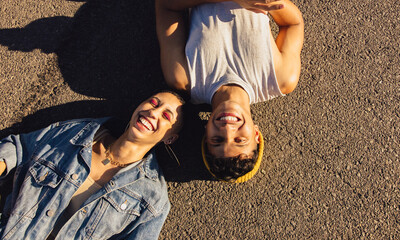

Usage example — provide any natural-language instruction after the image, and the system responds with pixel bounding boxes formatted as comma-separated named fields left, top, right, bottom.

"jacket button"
left=47, top=210, right=55, bottom=217
left=121, top=203, right=127, bottom=210
left=39, top=172, right=49, bottom=181
left=71, top=174, right=79, bottom=180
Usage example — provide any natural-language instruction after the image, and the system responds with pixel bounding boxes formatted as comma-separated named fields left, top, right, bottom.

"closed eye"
left=163, top=111, right=171, bottom=121
left=211, top=137, right=224, bottom=144
left=150, top=97, right=160, bottom=107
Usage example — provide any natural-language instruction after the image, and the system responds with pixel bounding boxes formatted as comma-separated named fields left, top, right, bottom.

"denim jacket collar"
left=69, top=117, right=110, bottom=147
left=66, top=117, right=160, bottom=181
left=82, top=152, right=161, bottom=208
left=68, top=117, right=160, bottom=182
left=121, top=152, right=160, bottom=180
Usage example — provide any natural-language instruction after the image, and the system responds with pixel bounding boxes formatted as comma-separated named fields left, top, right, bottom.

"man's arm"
left=155, top=0, right=190, bottom=92
left=162, top=0, right=284, bottom=11
left=155, top=0, right=283, bottom=93
left=268, top=0, right=304, bottom=94
left=0, top=160, right=6, bottom=176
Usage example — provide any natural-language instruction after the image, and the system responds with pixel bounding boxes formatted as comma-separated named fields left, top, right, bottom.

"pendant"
left=102, top=158, right=111, bottom=166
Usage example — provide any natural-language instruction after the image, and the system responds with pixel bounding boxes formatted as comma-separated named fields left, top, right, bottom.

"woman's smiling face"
left=129, top=92, right=184, bottom=145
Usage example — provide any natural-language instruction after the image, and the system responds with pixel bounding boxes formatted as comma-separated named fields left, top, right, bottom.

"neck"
left=211, top=84, right=251, bottom=111
left=108, top=131, right=153, bottom=165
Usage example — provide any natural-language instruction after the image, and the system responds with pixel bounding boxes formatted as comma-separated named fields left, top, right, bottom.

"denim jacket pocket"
left=29, top=161, right=63, bottom=188
left=104, top=191, right=142, bottom=216
left=1, top=161, right=64, bottom=235
left=87, top=191, right=142, bottom=239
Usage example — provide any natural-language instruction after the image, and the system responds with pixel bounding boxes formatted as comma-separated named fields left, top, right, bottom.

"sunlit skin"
left=129, top=92, right=182, bottom=143
left=0, top=161, right=5, bottom=176
left=95, top=92, right=183, bottom=172
left=205, top=85, right=260, bottom=158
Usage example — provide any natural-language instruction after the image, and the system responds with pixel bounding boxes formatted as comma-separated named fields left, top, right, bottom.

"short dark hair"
left=204, top=148, right=259, bottom=182
left=159, top=90, right=186, bottom=105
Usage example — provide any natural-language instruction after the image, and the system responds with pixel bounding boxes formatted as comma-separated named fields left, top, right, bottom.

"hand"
left=233, top=0, right=284, bottom=14
left=0, top=161, right=6, bottom=176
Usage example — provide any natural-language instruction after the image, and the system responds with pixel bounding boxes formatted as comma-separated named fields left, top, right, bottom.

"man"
left=156, top=0, right=304, bottom=182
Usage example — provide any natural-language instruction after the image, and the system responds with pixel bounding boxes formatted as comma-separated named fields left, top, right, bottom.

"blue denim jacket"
left=0, top=118, right=170, bottom=240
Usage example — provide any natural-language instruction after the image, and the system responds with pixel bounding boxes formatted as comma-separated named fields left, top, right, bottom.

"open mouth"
left=137, top=115, right=155, bottom=131
left=216, top=113, right=241, bottom=123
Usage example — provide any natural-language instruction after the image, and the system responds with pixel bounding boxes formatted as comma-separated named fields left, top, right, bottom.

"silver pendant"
left=102, top=158, right=111, bottom=166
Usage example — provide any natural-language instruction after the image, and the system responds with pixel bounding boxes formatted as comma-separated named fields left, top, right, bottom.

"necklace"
left=101, top=142, right=131, bottom=168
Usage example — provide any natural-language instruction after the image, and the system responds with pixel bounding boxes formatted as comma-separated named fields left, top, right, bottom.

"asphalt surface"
left=0, top=0, right=399, bottom=239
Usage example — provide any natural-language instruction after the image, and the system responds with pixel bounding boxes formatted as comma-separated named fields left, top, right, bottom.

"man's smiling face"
left=205, top=100, right=259, bottom=158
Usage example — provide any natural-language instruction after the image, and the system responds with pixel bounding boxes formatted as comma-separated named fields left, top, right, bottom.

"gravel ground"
left=0, top=0, right=399, bottom=239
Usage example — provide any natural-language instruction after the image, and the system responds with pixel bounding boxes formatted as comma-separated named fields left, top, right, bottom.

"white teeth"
left=139, top=117, right=154, bottom=131
left=219, top=116, right=238, bottom=121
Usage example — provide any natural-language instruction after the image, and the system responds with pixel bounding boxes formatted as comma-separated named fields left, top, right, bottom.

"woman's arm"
left=0, top=124, right=58, bottom=179
left=126, top=202, right=170, bottom=239
left=0, top=135, right=20, bottom=179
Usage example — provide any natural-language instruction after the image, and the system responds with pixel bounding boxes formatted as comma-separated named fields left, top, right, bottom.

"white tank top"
left=186, top=2, right=283, bottom=104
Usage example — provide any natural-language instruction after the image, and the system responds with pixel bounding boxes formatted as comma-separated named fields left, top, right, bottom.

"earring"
left=124, top=122, right=130, bottom=131
left=164, top=143, right=180, bottom=166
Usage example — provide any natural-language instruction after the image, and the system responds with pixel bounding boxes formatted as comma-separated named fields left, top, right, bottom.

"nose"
left=218, top=125, right=236, bottom=143
left=148, top=107, right=163, bottom=119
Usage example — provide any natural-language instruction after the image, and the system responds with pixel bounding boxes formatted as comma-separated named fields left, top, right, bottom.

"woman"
left=0, top=91, right=184, bottom=240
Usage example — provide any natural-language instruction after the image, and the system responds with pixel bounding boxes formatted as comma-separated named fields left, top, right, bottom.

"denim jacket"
left=0, top=118, right=170, bottom=240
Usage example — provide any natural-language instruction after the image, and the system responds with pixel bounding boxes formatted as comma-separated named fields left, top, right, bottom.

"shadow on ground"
left=0, top=0, right=210, bottom=182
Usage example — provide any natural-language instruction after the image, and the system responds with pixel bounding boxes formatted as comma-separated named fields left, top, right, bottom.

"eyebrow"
left=209, top=143, right=249, bottom=148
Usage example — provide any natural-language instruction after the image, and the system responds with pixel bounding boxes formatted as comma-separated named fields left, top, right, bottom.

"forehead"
left=152, top=92, right=180, bottom=102
left=149, top=92, right=183, bottom=110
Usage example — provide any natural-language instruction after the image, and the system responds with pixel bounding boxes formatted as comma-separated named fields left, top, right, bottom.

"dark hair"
left=204, top=148, right=259, bottom=182
left=158, top=90, right=186, bottom=105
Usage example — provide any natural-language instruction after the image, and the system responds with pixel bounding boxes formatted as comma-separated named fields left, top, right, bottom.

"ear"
left=163, top=134, right=179, bottom=145
left=254, top=125, right=260, bottom=144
